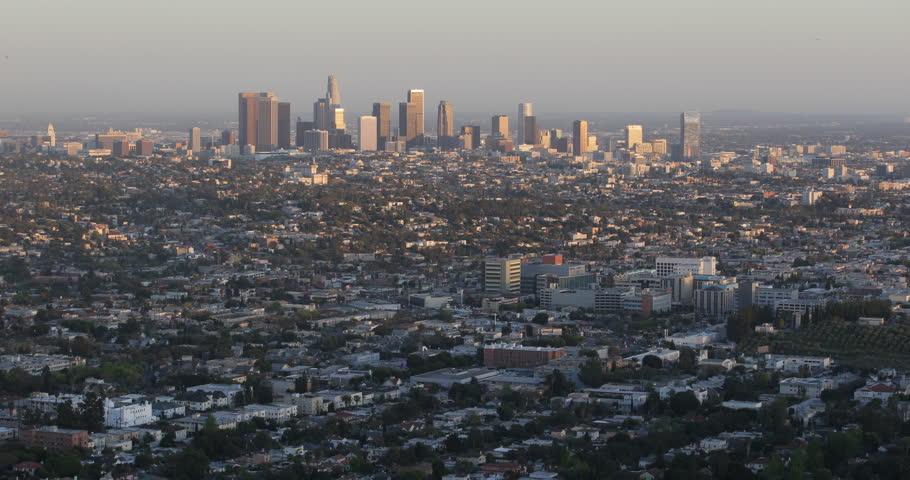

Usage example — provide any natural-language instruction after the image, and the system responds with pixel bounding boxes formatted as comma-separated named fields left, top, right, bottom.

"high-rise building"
left=484, top=257, right=522, bottom=295
left=311, top=74, right=345, bottom=134
left=238, top=92, right=279, bottom=151
left=302, top=130, right=329, bottom=151
left=47, top=124, right=56, bottom=147
left=399, top=101, right=419, bottom=148
left=625, top=125, right=643, bottom=149
left=221, top=130, right=235, bottom=146
left=372, top=102, right=391, bottom=147
left=328, top=131, right=353, bottom=150
left=112, top=140, right=131, bottom=157
left=694, top=283, right=736, bottom=320
left=313, top=98, right=328, bottom=130
left=517, top=103, right=532, bottom=144
left=573, top=120, right=589, bottom=155
left=95, top=131, right=131, bottom=150
left=188, top=127, right=202, bottom=152
left=491, top=115, right=509, bottom=138
left=460, top=125, right=481, bottom=150
left=278, top=102, right=291, bottom=149
left=358, top=116, right=378, bottom=152
left=408, top=89, right=425, bottom=140
left=437, top=101, right=455, bottom=149
left=326, top=74, right=341, bottom=106
left=329, top=107, right=345, bottom=132
left=295, top=119, right=314, bottom=147
left=135, top=140, right=153, bottom=156
left=680, top=112, right=701, bottom=161
left=538, top=130, right=552, bottom=149
left=652, top=139, right=668, bottom=155
left=522, top=116, right=538, bottom=146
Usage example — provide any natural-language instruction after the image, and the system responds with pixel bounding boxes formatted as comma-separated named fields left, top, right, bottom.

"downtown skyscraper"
left=408, top=89, right=425, bottom=138
left=491, top=115, right=509, bottom=138
left=372, top=102, right=391, bottom=148
left=238, top=92, right=279, bottom=151
left=358, top=116, right=378, bottom=152
left=517, top=103, right=532, bottom=144
left=573, top=120, right=589, bottom=155
left=437, top=100, right=455, bottom=150
left=681, top=112, right=701, bottom=160
left=278, top=102, right=291, bottom=149
left=522, top=115, right=539, bottom=146
left=625, top=124, right=643, bottom=149
left=188, top=127, right=202, bottom=152
left=399, top=89, right=425, bottom=148
left=314, top=75, right=345, bottom=132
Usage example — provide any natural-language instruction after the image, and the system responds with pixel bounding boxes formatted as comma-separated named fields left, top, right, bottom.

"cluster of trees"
left=23, top=391, right=106, bottom=433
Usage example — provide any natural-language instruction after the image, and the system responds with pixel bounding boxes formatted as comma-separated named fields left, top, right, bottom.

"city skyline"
left=2, top=0, right=909, bottom=116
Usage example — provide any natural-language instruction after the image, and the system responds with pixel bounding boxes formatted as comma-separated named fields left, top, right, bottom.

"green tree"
left=641, top=354, right=663, bottom=369
left=170, top=448, right=210, bottom=480
left=678, top=347, right=698, bottom=373
left=79, top=391, right=106, bottom=432
left=545, top=369, right=573, bottom=397
left=46, top=452, right=83, bottom=477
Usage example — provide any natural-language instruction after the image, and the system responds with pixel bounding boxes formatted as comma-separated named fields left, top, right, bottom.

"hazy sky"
left=2, top=0, right=908, bottom=117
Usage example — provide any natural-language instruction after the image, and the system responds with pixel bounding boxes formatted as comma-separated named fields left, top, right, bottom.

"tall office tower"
left=460, top=125, right=481, bottom=150
left=313, top=98, right=328, bottom=130
left=278, top=102, right=291, bottom=149
left=573, top=120, right=589, bottom=155
left=238, top=92, right=279, bottom=151
left=652, top=138, right=668, bottom=155
left=302, top=130, right=329, bottom=151
left=437, top=101, right=455, bottom=149
left=372, top=102, right=391, bottom=147
left=407, top=89, right=425, bottom=140
left=680, top=112, right=702, bottom=160
left=483, top=257, right=522, bottom=294
left=112, top=140, right=131, bottom=157
left=329, top=107, right=345, bottom=132
left=326, top=74, right=341, bottom=106
left=188, top=127, right=202, bottom=152
left=625, top=124, right=643, bottom=149
left=295, top=119, right=314, bottom=147
left=491, top=115, right=509, bottom=137
left=517, top=103, right=532, bottom=143
left=221, top=130, right=235, bottom=146
left=358, top=116, right=378, bottom=151
left=135, top=139, right=153, bottom=156
left=256, top=93, right=279, bottom=150
left=47, top=123, right=56, bottom=147
left=523, top=116, right=539, bottom=146
left=399, top=101, right=419, bottom=148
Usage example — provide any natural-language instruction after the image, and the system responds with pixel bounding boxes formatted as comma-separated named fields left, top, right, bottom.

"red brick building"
left=483, top=344, right=565, bottom=369
left=20, top=426, right=89, bottom=451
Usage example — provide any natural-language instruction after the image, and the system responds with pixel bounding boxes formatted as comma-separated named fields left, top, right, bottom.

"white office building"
left=104, top=397, right=158, bottom=428
left=358, top=116, right=378, bottom=151
left=656, top=257, right=717, bottom=277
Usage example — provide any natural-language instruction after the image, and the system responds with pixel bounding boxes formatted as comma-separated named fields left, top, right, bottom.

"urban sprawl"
left=1, top=75, right=910, bottom=480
